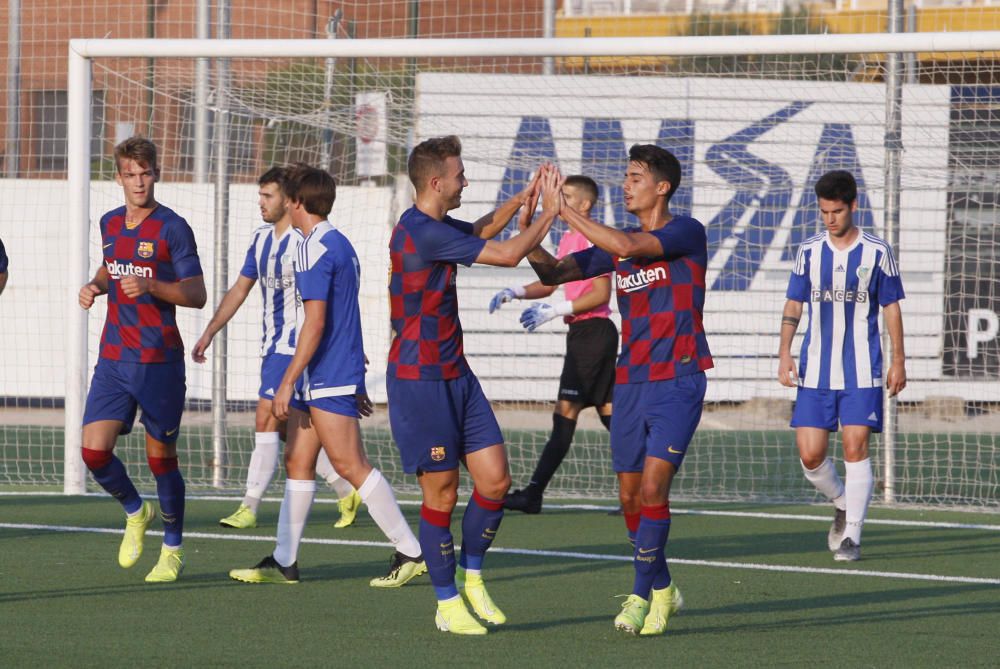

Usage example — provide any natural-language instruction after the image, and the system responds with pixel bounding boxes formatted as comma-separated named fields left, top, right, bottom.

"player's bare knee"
left=799, top=453, right=826, bottom=470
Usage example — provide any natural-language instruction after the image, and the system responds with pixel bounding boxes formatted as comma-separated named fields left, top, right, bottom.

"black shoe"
left=834, top=537, right=861, bottom=562
left=504, top=488, right=542, bottom=514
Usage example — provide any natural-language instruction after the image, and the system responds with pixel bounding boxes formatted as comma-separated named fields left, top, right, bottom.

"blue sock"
left=633, top=504, right=671, bottom=598
left=458, top=489, right=505, bottom=571
left=82, top=448, right=141, bottom=514
left=150, top=456, right=185, bottom=548
left=420, top=504, right=458, bottom=600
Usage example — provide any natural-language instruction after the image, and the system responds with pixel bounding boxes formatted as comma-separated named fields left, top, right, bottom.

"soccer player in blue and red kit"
left=388, top=135, right=563, bottom=635
left=78, top=136, right=206, bottom=583
left=527, top=144, right=712, bottom=635
left=778, top=170, right=906, bottom=562
left=229, top=164, right=426, bottom=587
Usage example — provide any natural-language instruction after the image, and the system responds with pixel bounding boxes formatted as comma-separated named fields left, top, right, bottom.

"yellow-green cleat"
left=144, top=546, right=184, bottom=583
left=435, top=597, right=487, bottom=636
left=457, top=566, right=506, bottom=625
left=369, top=550, right=427, bottom=588
left=219, top=504, right=257, bottom=529
left=614, top=594, right=650, bottom=635
left=639, top=583, right=684, bottom=636
left=118, top=500, right=155, bottom=569
left=229, top=555, right=300, bottom=584
left=333, top=489, right=362, bottom=529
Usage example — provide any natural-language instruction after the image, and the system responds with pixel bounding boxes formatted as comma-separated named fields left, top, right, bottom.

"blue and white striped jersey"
left=786, top=230, right=905, bottom=390
left=293, top=220, right=366, bottom=399
left=240, top=224, right=300, bottom=357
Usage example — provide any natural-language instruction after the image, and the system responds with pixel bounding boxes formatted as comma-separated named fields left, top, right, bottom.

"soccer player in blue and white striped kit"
left=778, top=170, right=907, bottom=562
left=193, top=167, right=361, bottom=531
left=229, top=164, right=425, bottom=586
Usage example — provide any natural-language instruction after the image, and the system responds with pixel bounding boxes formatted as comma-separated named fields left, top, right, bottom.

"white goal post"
left=63, top=32, right=1000, bottom=508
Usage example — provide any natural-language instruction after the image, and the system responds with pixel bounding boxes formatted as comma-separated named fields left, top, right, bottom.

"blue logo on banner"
left=495, top=105, right=872, bottom=290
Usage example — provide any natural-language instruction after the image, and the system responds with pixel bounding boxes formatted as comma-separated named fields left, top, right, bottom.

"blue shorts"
left=791, top=386, right=883, bottom=433
left=259, top=353, right=293, bottom=400
left=83, top=358, right=186, bottom=444
left=387, top=373, right=504, bottom=474
left=610, top=373, right=707, bottom=473
left=306, top=394, right=358, bottom=419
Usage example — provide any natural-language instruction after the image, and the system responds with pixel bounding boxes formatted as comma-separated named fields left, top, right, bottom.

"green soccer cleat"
left=435, top=597, right=487, bottom=636
left=457, top=566, right=506, bottom=625
left=229, top=555, right=300, bottom=584
left=334, top=489, right=362, bottom=529
left=614, top=594, right=650, bottom=635
left=219, top=504, right=257, bottom=529
left=145, top=546, right=184, bottom=583
left=369, top=550, right=427, bottom=588
left=639, top=583, right=684, bottom=636
left=119, top=500, right=155, bottom=569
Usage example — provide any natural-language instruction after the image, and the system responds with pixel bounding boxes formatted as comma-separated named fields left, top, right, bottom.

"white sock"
left=801, top=458, right=846, bottom=510
left=273, top=478, right=315, bottom=567
left=358, top=468, right=421, bottom=558
left=316, top=449, right=355, bottom=499
left=243, top=432, right=280, bottom=513
left=843, top=458, right=874, bottom=544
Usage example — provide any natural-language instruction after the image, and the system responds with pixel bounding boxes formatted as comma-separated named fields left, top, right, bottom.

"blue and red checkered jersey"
left=99, top=204, right=203, bottom=363
left=387, top=206, right=486, bottom=380
left=240, top=224, right=299, bottom=357
left=294, top=221, right=366, bottom=399
left=574, top=216, right=713, bottom=384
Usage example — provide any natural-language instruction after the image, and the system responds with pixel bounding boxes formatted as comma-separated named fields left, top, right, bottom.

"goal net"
left=5, top=26, right=1000, bottom=510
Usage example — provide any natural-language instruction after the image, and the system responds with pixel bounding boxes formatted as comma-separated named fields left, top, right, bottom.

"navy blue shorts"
left=791, top=386, right=883, bottom=433
left=387, top=373, right=504, bottom=474
left=610, top=373, right=707, bottom=473
left=307, top=394, right=358, bottom=419
left=83, top=358, right=186, bottom=444
left=259, top=353, right=293, bottom=400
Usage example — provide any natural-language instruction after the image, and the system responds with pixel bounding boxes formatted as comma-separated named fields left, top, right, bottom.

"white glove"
left=489, top=285, right=526, bottom=313
left=519, top=301, right=573, bottom=332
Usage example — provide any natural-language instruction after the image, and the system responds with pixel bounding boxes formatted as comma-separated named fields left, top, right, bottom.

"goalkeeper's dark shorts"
left=557, top=317, right=618, bottom=407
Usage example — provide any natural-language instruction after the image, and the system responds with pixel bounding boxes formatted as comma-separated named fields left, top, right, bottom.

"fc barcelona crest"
left=137, top=241, right=155, bottom=259
left=430, top=446, right=446, bottom=462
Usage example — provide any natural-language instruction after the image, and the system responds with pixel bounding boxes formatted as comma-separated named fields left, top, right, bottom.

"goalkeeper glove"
left=519, top=301, right=574, bottom=332
left=488, top=285, right=526, bottom=313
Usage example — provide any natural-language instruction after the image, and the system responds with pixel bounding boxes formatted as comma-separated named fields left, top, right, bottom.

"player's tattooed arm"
left=777, top=299, right=804, bottom=387
left=78, top=266, right=110, bottom=310
left=528, top=252, right=584, bottom=286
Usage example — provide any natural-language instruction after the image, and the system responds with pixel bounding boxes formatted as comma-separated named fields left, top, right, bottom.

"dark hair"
left=814, top=170, right=858, bottom=205
left=408, top=135, right=462, bottom=191
left=284, top=163, right=336, bottom=217
left=563, top=174, right=599, bottom=206
left=114, top=136, right=158, bottom=172
left=258, top=165, right=289, bottom=194
left=628, top=144, right=681, bottom=203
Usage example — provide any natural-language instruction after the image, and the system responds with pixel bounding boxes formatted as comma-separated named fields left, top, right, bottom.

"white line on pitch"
left=2, top=521, right=998, bottom=586
left=3, top=490, right=999, bottom=532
